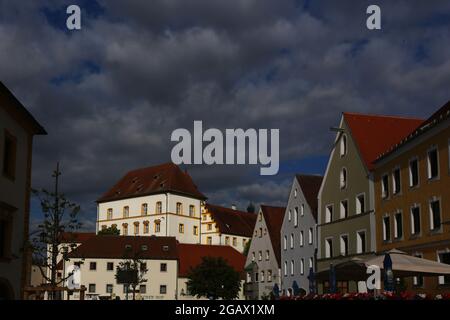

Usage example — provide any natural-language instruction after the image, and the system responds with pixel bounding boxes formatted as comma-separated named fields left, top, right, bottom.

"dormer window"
left=340, top=168, right=347, bottom=189
left=340, top=134, right=347, bottom=157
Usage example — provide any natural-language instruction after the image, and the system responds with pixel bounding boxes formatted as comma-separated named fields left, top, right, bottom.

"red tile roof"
left=97, top=162, right=207, bottom=203
left=343, top=113, right=423, bottom=171
left=59, top=232, right=96, bottom=244
left=261, top=205, right=286, bottom=266
left=295, top=174, right=323, bottom=221
left=204, top=204, right=257, bottom=237
left=67, top=235, right=178, bottom=260
left=178, top=243, right=246, bottom=278
left=376, top=101, right=450, bottom=162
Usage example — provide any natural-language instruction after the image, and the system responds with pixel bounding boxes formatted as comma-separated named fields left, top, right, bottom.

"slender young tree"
left=115, top=246, right=148, bottom=300
left=30, top=163, right=81, bottom=300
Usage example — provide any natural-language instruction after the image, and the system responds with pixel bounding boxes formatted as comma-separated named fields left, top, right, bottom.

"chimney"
left=231, top=204, right=236, bottom=210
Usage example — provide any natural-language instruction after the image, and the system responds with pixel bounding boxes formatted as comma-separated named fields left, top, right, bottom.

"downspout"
left=166, top=193, right=169, bottom=236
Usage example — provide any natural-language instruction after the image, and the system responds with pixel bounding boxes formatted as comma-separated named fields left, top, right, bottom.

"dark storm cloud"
left=1, top=1, right=450, bottom=229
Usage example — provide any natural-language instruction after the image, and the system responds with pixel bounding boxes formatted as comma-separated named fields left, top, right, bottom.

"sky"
left=1, top=1, right=450, bottom=231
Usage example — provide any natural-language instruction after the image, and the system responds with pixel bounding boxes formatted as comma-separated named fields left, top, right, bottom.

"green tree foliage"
left=186, top=256, right=241, bottom=300
left=97, top=225, right=120, bottom=236
left=115, top=246, right=148, bottom=300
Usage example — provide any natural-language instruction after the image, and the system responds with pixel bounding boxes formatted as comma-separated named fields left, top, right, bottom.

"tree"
left=30, top=163, right=81, bottom=300
left=186, top=256, right=241, bottom=300
left=97, top=225, right=120, bottom=236
left=115, top=246, right=148, bottom=300
left=243, top=239, right=251, bottom=257
left=246, top=202, right=255, bottom=213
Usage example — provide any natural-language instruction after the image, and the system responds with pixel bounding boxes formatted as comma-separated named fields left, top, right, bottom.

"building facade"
left=317, top=112, right=423, bottom=293
left=96, top=163, right=207, bottom=244
left=0, top=82, right=46, bottom=300
left=374, top=101, right=450, bottom=294
left=244, top=205, right=285, bottom=299
left=281, top=174, right=322, bottom=294
left=201, top=204, right=256, bottom=253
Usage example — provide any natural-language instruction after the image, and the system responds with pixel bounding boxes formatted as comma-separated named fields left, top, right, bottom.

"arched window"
left=122, top=223, right=128, bottom=236
left=154, top=220, right=161, bottom=233
left=340, top=134, right=347, bottom=156
left=340, top=168, right=347, bottom=189
left=133, top=222, right=139, bottom=235
left=156, top=201, right=162, bottom=214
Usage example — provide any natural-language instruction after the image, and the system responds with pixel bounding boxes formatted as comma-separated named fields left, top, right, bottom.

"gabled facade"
left=281, top=174, right=322, bottom=294
left=0, top=81, right=46, bottom=300
left=317, top=112, right=423, bottom=293
left=200, top=204, right=256, bottom=253
left=244, top=205, right=285, bottom=299
left=374, top=101, right=450, bottom=294
left=96, top=163, right=207, bottom=244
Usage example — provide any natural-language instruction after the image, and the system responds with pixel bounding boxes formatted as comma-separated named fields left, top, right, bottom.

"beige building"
left=201, top=204, right=256, bottom=253
left=0, top=81, right=46, bottom=300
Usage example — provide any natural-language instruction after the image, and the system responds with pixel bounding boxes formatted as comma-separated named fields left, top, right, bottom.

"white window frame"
left=290, top=260, right=295, bottom=276
left=294, top=207, right=299, bottom=227
left=356, top=193, right=365, bottom=215
left=288, top=209, right=292, bottom=221
left=290, top=233, right=294, bottom=249
left=394, top=211, right=403, bottom=239
left=392, top=166, right=401, bottom=195
left=283, top=235, right=287, bottom=250
left=382, top=214, right=390, bottom=242
left=325, top=204, right=333, bottom=223
left=340, top=134, right=347, bottom=157
left=340, top=167, right=347, bottom=189
left=427, top=145, right=440, bottom=180
left=284, top=261, right=288, bottom=277
left=410, top=204, right=421, bottom=236
left=294, top=188, right=298, bottom=198
left=325, top=237, right=333, bottom=258
left=266, top=250, right=270, bottom=261
left=340, top=234, right=349, bottom=256
left=300, top=258, right=305, bottom=275
left=340, top=199, right=348, bottom=219
left=381, top=173, right=389, bottom=199
left=429, top=196, right=442, bottom=231
left=299, top=230, right=304, bottom=247
left=309, top=257, right=313, bottom=269
left=308, top=228, right=313, bottom=245
left=409, top=156, right=420, bottom=187
left=356, top=230, right=366, bottom=254
left=301, top=204, right=305, bottom=217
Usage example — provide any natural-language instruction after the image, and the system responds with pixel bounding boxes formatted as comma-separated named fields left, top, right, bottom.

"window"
left=438, top=252, right=450, bottom=285
left=290, top=233, right=294, bottom=249
left=255, top=272, right=259, bottom=282
left=300, top=259, right=305, bottom=275
left=299, top=231, right=304, bottom=247
left=2, top=130, right=17, bottom=179
left=430, top=199, right=441, bottom=231
left=156, top=201, right=162, bottom=214
left=107, top=262, right=114, bottom=271
left=340, top=200, right=348, bottom=219
left=189, top=205, right=195, bottom=217
left=409, top=158, right=419, bottom=187
left=207, top=237, right=212, bottom=245
left=283, top=261, right=288, bottom=276
left=259, top=213, right=262, bottom=221
left=259, top=228, right=263, bottom=238
left=392, top=168, right=401, bottom=195
left=309, top=258, right=313, bottom=269
left=267, top=270, right=272, bottom=282
left=261, top=271, right=265, bottom=282
left=340, top=134, right=347, bottom=157
left=122, top=224, right=128, bottom=235
left=160, top=263, right=167, bottom=272
left=258, top=251, right=262, bottom=261
left=154, top=220, right=161, bottom=233
left=232, top=237, right=237, bottom=246
left=301, top=204, right=305, bottom=217
left=89, top=262, right=97, bottom=270
left=325, top=205, right=333, bottom=223
left=251, top=252, right=255, bottom=262
left=427, top=147, right=439, bottom=179
left=325, top=238, right=333, bottom=258
left=139, top=285, right=147, bottom=294
left=143, top=222, right=149, bottom=234
left=308, top=228, right=313, bottom=245
left=134, top=222, right=139, bottom=235
left=246, top=272, right=252, bottom=283
left=160, top=285, right=167, bottom=294
left=411, top=206, right=421, bottom=235
left=294, top=207, right=299, bottom=227
left=294, top=189, right=298, bottom=198
left=106, top=284, right=113, bottom=294
left=340, top=168, right=347, bottom=189
left=357, top=231, right=366, bottom=254
left=288, top=209, right=292, bottom=221
left=88, top=284, right=96, bottom=293
left=207, top=223, right=212, bottom=231
left=265, top=250, right=270, bottom=261
left=394, top=212, right=403, bottom=239
left=283, top=236, right=287, bottom=250
left=193, top=226, right=198, bottom=235
left=356, top=194, right=365, bottom=214
left=340, top=235, right=348, bottom=256
left=123, top=284, right=130, bottom=294
left=176, top=202, right=183, bottom=215
left=123, top=206, right=129, bottom=218
left=179, top=224, right=184, bottom=233
left=225, top=236, right=230, bottom=245
left=383, top=216, right=390, bottom=241
left=413, top=253, right=424, bottom=287
left=290, top=260, right=295, bottom=276
left=141, top=203, right=148, bottom=216
left=107, top=208, right=113, bottom=220
left=382, top=174, right=389, bottom=199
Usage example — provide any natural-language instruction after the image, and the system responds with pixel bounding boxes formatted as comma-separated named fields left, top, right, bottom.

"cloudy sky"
left=1, top=1, right=450, bottom=230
